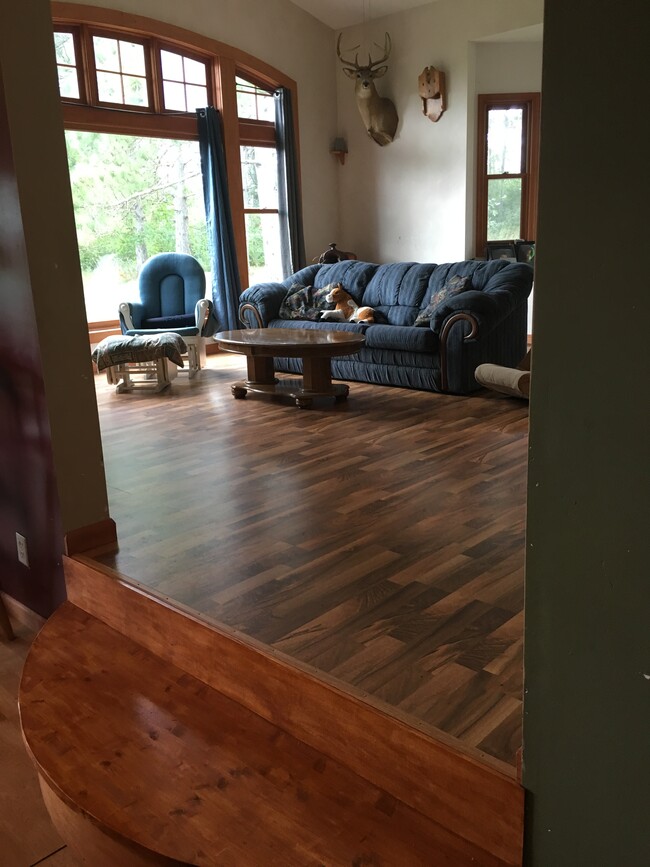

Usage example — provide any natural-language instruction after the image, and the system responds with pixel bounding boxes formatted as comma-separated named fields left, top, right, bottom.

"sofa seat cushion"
left=275, top=355, right=440, bottom=391
left=142, top=313, right=195, bottom=330
left=355, top=346, right=439, bottom=369
left=363, top=324, right=437, bottom=353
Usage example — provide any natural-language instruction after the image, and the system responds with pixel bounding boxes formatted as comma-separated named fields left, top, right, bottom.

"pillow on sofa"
left=279, top=282, right=335, bottom=321
left=414, top=275, right=470, bottom=326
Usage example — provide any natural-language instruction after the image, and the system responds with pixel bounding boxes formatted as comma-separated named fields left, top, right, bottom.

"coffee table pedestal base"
left=232, top=355, right=348, bottom=408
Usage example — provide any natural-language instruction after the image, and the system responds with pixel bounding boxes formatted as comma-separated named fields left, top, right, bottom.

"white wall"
left=475, top=40, right=543, bottom=94
left=78, top=0, right=341, bottom=264
left=473, top=38, right=544, bottom=333
left=335, top=0, right=544, bottom=263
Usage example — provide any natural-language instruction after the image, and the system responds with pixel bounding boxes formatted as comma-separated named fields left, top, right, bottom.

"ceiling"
left=288, top=0, right=435, bottom=30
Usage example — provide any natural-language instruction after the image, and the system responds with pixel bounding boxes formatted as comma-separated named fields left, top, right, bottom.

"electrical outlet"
left=16, top=532, right=29, bottom=567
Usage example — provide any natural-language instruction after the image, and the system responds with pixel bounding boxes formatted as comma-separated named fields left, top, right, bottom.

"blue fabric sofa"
left=237, top=259, right=533, bottom=394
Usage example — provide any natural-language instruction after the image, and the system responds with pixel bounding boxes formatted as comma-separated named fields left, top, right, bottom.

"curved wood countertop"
left=20, top=600, right=513, bottom=866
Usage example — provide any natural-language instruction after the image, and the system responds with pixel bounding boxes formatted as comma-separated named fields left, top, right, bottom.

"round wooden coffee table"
left=215, top=328, right=366, bottom=408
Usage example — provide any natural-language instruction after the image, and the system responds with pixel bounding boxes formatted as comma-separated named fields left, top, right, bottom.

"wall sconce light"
left=330, top=137, right=348, bottom=165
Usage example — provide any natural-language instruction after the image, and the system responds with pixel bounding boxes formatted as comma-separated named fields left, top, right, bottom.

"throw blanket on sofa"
left=278, top=283, right=335, bottom=321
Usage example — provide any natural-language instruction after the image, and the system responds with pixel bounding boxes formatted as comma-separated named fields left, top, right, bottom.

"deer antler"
left=336, top=33, right=361, bottom=70
left=367, top=32, right=392, bottom=70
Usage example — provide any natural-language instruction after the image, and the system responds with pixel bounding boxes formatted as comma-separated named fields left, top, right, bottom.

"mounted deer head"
left=337, top=32, right=398, bottom=147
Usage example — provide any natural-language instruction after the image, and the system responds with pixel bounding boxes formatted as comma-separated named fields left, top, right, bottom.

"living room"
left=1, top=1, right=647, bottom=866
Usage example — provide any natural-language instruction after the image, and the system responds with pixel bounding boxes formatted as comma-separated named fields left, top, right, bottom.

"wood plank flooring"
left=0, top=624, right=75, bottom=866
left=93, top=353, right=528, bottom=767
left=21, top=602, right=517, bottom=866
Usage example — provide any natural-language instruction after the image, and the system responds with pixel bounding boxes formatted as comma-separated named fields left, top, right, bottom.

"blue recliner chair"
left=119, top=253, right=217, bottom=377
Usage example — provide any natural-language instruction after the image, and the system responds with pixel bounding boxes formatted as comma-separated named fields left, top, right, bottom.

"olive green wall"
left=523, top=1, right=649, bottom=864
left=0, top=0, right=110, bottom=615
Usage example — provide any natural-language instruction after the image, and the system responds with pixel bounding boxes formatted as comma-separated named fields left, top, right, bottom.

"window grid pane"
left=94, top=36, right=120, bottom=72
left=54, top=32, right=81, bottom=99
left=487, top=108, right=523, bottom=174
left=183, top=56, right=206, bottom=86
left=487, top=177, right=522, bottom=241
left=161, top=48, right=209, bottom=112
left=97, top=70, right=123, bottom=103
left=119, top=41, right=146, bottom=76
left=185, top=84, right=207, bottom=112
left=123, top=76, right=148, bottom=106
left=161, top=49, right=184, bottom=81
left=236, top=76, right=274, bottom=121
left=163, top=80, right=187, bottom=111
left=54, top=32, right=76, bottom=65
left=57, top=66, right=80, bottom=99
left=240, top=145, right=279, bottom=210
left=245, top=213, right=282, bottom=284
left=93, top=36, right=148, bottom=107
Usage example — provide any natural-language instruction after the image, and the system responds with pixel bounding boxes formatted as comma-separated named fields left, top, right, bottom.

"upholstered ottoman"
left=92, top=333, right=187, bottom=393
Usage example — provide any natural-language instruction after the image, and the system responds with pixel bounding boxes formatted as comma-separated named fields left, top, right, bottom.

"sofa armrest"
left=431, top=281, right=530, bottom=394
left=238, top=282, right=288, bottom=327
left=429, top=289, right=519, bottom=336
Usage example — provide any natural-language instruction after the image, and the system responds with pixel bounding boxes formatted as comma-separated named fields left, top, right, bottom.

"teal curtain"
left=274, top=87, right=306, bottom=277
left=197, top=107, right=241, bottom=330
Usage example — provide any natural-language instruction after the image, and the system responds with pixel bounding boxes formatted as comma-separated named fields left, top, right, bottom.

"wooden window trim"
left=239, top=119, right=276, bottom=147
left=475, top=92, right=540, bottom=258
left=51, top=2, right=301, bottom=326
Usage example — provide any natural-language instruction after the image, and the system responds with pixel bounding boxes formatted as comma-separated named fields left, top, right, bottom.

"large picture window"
left=51, top=5, right=299, bottom=331
left=66, top=131, right=208, bottom=322
left=475, top=93, right=540, bottom=258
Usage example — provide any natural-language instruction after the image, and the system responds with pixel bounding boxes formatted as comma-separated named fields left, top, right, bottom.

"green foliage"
left=487, top=178, right=522, bottom=241
left=65, top=131, right=208, bottom=282
left=246, top=214, right=265, bottom=268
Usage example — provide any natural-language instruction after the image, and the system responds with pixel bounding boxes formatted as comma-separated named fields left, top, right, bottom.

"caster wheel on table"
left=296, top=397, right=313, bottom=409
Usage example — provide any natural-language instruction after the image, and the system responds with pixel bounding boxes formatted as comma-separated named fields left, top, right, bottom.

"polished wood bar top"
left=215, top=327, right=365, bottom=357
left=20, top=601, right=511, bottom=866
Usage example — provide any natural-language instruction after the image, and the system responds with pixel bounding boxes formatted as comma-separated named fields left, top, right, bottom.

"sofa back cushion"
left=312, top=261, right=379, bottom=302
left=362, top=263, right=436, bottom=325
left=422, top=259, right=516, bottom=297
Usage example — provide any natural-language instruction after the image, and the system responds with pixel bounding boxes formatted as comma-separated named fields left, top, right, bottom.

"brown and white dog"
left=320, top=283, right=375, bottom=323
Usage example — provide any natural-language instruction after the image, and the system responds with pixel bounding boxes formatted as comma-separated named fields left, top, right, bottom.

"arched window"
left=52, top=5, right=299, bottom=331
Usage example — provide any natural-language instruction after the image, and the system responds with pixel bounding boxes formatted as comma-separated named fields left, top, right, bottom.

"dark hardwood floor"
left=93, top=352, right=528, bottom=768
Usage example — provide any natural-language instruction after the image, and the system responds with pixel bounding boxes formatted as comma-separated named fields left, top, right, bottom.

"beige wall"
left=474, top=39, right=543, bottom=94
left=80, top=0, right=341, bottom=265
left=335, top=0, right=544, bottom=263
